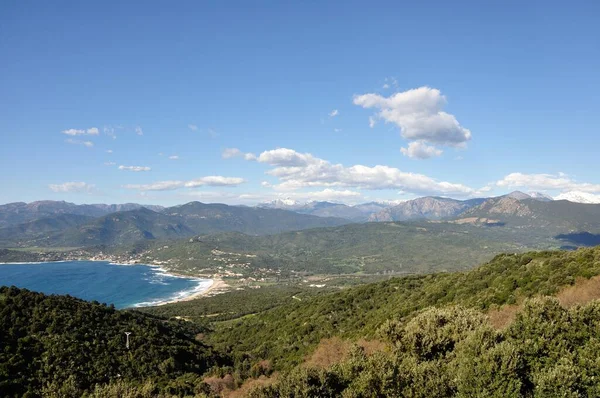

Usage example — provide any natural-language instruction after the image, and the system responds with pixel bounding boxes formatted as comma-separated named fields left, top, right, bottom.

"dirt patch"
left=557, top=275, right=600, bottom=308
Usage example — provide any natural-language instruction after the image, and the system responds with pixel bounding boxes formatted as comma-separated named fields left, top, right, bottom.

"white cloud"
left=62, top=127, right=99, bottom=136
left=382, top=83, right=390, bottom=89
left=185, top=176, right=244, bottom=187
left=291, top=189, right=361, bottom=202
left=252, top=147, right=479, bottom=197
left=118, top=165, right=151, bottom=172
left=65, top=138, right=94, bottom=147
left=169, top=155, right=179, bottom=160
left=179, top=188, right=362, bottom=205
left=334, top=128, right=342, bottom=133
left=49, top=182, right=95, bottom=193
left=261, top=181, right=272, bottom=187
left=400, top=141, right=443, bottom=159
left=496, top=172, right=600, bottom=193
left=369, top=116, right=376, bottom=128
left=135, top=126, right=143, bottom=136
left=106, top=149, right=113, bottom=154
left=123, top=176, right=245, bottom=191
left=329, top=109, right=339, bottom=117
left=104, top=161, right=116, bottom=166
left=555, top=191, right=600, bottom=204
left=354, top=86, right=471, bottom=147
left=188, top=124, right=198, bottom=131
left=222, top=148, right=257, bottom=160
left=222, top=148, right=242, bottom=159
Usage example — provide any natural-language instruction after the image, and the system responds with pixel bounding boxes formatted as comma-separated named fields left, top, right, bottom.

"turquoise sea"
left=0, top=260, right=212, bottom=309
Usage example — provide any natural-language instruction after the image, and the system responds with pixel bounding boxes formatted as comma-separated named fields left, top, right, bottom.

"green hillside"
left=0, top=286, right=225, bottom=397
left=3, top=246, right=600, bottom=396
left=0, top=214, right=95, bottom=247
left=133, top=221, right=557, bottom=277
left=146, top=246, right=600, bottom=372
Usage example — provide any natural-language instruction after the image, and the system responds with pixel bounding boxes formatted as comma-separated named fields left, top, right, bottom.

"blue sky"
left=1, top=1, right=599, bottom=206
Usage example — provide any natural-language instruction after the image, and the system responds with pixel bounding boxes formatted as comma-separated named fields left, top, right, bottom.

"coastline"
left=153, top=278, right=227, bottom=306
left=1, top=258, right=229, bottom=308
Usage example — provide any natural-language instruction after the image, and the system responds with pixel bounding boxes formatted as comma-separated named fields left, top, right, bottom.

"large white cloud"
left=49, top=182, right=95, bottom=193
left=354, top=86, right=471, bottom=147
left=124, top=176, right=245, bottom=191
left=250, top=147, right=480, bottom=197
left=400, top=141, right=443, bottom=159
left=119, top=165, right=151, bottom=172
left=497, top=172, right=600, bottom=193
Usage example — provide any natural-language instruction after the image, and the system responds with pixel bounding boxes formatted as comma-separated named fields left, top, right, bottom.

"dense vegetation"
left=135, top=221, right=557, bottom=277
left=3, top=246, right=600, bottom=396
left=203, top=246, right=600, bottom=370
left=0, top=286, right=225, bottom=397
left=249, top=298, right=600, bottom=397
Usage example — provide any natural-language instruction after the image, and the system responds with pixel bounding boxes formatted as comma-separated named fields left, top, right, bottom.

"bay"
left=0, top=260, right=211, bottom=309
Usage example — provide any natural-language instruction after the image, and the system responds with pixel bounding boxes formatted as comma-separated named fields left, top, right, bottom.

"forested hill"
left=0, top=286, right=226, bottom=397
left=198, top=246, right=600, bottom=369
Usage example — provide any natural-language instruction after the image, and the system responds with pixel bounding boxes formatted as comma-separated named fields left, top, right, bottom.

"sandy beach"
left=155, top=278, right=228, bottom=306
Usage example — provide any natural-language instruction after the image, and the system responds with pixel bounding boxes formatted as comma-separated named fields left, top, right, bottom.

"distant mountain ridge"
left=0, top=201, right=350, bottom=248
left=258, top=199, right=399, bottom=221
left=460, top=194, right=600, bottom=233
left=368, top=196, right=486, bottom=222
left=0, top=200, right=164, bottom=228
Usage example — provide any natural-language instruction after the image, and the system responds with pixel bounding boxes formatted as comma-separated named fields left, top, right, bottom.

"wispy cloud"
left=497, top=172, right=600, bottom=193
left=103, top=126, right=116, bottom=139
left=222, top=148, right=257, bottom=160
left=106, top=149, right=113, bottom=154
left=118, top=165, right=151, bottom=172
left=65, top=138, right=94, bottom=147
left=188, top=124, right=198, bottom=131
left=48, top=181, right=95, bottom=193
left=62, top=127, right=99, bottom=136
left=222, top=148, right=242, bottom=159
left=123, top=176, right=245, bottom=191
left=329, top=109, right=339, bottom=117
left=168, top=155, right=179, bottom=160
left=135, top=126, right=143, bottom=136
left=104, top=161, right=116, bottom=166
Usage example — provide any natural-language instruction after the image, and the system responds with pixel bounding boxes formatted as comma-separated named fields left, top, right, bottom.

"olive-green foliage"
left=138, top=285, right=319, bottom=323
left=206, top=247, right=600, bottom=370
left=141, top=221, right=543, bottom=276
left=250, top=299, right=600, bottom=397
left=0, top=286, right=225, bottom=397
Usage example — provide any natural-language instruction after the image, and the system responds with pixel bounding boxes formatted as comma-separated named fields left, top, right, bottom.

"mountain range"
left=0, top=202, right=350, bottom=247
left=1, top=191, right=600, bottom=250
left=0, top=200, right=164, bottom=228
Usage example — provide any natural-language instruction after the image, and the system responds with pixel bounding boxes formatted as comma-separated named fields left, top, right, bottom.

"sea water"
left=0, top=260, right=212, bottom=309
